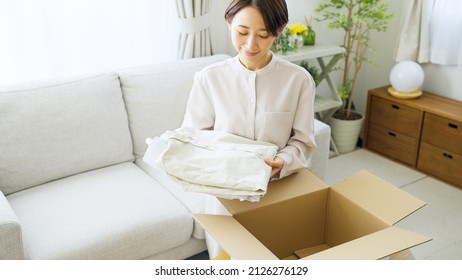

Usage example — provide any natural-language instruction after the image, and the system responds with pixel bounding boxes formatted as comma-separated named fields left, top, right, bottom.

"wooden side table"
left=276, top=43, right=345, bottom=155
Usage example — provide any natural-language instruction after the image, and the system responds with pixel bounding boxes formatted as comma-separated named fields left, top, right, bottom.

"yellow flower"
left=288, top=23, right=308, bottom=35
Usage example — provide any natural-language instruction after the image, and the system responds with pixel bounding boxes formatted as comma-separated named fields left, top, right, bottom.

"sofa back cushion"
left=118, top=54, right=230, bottom=159
left=0, top=73, right=134, bottom=195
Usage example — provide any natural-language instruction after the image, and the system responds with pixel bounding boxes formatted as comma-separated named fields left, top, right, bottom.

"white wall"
left=421, top=64, right=462, bottom=102
left=210, top=0, right=462, bottom=116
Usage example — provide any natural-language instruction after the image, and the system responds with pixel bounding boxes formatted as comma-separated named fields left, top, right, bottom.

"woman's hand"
left=264, top=156, right=284, bottom=178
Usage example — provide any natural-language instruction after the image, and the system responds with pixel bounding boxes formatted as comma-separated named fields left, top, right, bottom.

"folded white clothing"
left=142, top=128, right=278, bottom=202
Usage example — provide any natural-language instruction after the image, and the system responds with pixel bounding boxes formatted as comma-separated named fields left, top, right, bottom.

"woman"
left=181, top=0, right=316, bottom=258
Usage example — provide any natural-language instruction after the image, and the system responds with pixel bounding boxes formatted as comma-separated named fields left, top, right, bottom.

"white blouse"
left=181, top=54, right=317, bottom=178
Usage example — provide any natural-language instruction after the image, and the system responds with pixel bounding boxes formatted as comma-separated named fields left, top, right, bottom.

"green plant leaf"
left=315, top=0, right=394, bottom=118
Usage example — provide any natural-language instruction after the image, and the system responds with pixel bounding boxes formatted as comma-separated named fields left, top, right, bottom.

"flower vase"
left=303, top=28, right=316, bottom=46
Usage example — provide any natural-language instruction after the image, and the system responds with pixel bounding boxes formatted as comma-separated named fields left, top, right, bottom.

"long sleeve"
left=276, top=73, right=317, bottom=178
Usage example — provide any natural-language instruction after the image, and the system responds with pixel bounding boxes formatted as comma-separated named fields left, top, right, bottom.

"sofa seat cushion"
left=136, top=159, right=207, bottom=239
left=6, top=162, right=193, bottom=260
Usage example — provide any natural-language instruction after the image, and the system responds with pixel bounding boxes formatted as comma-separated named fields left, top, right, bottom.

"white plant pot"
left=328, top=114, right=364, bottom=154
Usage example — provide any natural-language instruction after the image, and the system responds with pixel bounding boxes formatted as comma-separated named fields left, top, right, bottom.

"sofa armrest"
left=0, top=192, right=26, bottom=260
left=309, top=119, right=331, bottom=181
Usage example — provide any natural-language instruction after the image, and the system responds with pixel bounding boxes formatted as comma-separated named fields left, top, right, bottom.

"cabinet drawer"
left=418, top=142, right=462, bottom=188
left=369, top=96, right=422, bottom=137
left=366, top=125, right=419, bottom=167
left=421, top=113, right=462, bottom=155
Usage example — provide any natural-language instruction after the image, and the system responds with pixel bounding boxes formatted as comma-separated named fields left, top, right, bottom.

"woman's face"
left=227, top=6, right=277, bottom=70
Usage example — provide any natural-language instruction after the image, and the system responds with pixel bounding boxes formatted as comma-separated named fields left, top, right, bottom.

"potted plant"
left=300, top=60, right=320, bottom=86
left=315, top=0, right=394, bottom=153
left=274, top=23, right=308, bottom=55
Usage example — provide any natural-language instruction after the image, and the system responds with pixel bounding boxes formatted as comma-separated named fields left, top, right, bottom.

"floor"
left=326, top=148, right=462, bottom=260
left=189, top=148, right=462, bottom=260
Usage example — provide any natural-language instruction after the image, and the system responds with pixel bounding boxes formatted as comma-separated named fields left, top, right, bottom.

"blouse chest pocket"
left=262, top=111, right=293, bottom=149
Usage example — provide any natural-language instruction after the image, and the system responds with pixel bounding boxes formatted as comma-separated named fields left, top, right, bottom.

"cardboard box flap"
left=303, top=227, right=431, bottom=260
left=331, top=170, right=426, bottom=225
left=219, top=169, right=327, bottom=215
left=193, top=214, right=278, bottom=260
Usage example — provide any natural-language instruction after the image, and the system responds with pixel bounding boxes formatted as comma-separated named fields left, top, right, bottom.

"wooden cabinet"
left=418, top=113, right=462, bottom=186
left=366, top=96, right=422, bottom=167
left=364, top=86, right=462, bottom=189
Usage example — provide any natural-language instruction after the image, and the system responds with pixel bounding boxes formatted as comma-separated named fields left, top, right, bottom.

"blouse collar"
left=233, top=51, right=277, bottom=76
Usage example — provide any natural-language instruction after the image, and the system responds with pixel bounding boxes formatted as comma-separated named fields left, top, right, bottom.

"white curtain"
left=394, top=0, right=462, bottom=66
left=429, top=0, right=462, bottom=65
left=175, top=0, right=213, bottom=59
left=0, top=0, right=175, bottom=85
left=394, top=0, right=431, bottom=63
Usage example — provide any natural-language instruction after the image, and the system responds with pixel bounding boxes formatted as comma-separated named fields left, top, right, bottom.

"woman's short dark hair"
left=224, top=0, right=289, bottom=37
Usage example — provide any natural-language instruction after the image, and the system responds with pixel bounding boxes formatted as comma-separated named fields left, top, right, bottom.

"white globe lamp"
left=388, top=61, right=425, bottom=99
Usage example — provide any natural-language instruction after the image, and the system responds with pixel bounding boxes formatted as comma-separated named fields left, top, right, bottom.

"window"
left=0, top=0, right=175, bottom=85
left=394, top=0, right=462, bottom=66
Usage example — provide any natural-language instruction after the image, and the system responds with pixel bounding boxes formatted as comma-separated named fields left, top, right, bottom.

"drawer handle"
left=388, top=132, right=396, bottom=137
left=448, top=123, right=458, bottom=129
left=443, top=153, right=453, bottom=159
left=391, top=104, right=400, bottom=110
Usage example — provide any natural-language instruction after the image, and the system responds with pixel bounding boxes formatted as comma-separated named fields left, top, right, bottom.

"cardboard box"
left=194, top=169, right=431, bottom=260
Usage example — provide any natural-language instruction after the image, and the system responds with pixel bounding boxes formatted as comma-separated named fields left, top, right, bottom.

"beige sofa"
left=0, top=54, right=331, bottom=260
